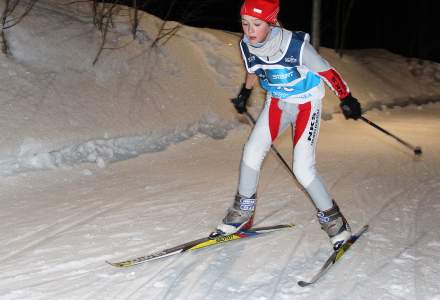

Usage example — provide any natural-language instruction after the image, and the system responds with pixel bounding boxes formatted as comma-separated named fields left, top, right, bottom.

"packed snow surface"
left=1, top=1, right=440, bottom=299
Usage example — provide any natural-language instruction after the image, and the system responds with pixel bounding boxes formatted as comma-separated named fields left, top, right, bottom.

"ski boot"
left=212, top=193, right=256, bottom=237
left=317, top=201, right=352, bottom=250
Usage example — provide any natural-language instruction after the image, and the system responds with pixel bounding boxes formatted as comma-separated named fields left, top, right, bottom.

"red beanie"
left=240, top=0, right=280, bottom=25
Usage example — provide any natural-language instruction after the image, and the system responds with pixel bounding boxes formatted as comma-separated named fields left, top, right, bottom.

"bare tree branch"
left=92, top=2, right=117, bottom=65
left=1, top=0, right=10, bottom=55
left=0, top=0, right=187, bottom=62
left=151, top=0, right=181, bottom=48
left=2, top=0, right=39, bottom=30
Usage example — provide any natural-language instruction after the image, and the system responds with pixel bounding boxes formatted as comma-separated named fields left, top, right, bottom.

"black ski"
left=298, top=224, right=369, bottom=287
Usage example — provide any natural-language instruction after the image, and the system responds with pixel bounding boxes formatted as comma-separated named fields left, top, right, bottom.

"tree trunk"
left=311, top=0, right=321, bottom=51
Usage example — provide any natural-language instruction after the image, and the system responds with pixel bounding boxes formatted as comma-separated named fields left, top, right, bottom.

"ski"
left=107, top=224, right=294, bottom=268
left=297, top=224, right=369, bottom=287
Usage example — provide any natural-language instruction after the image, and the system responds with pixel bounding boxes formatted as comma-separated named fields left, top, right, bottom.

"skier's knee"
left=242, top=143, right=270, bottom=171
left=293, top=163, right=316, bottom=187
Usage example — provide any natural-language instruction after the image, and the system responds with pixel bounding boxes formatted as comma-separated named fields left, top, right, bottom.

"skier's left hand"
left=340, top=94, right=362, bottom=120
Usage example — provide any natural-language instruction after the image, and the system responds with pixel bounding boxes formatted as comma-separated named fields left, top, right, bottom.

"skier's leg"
left=291, top=97, right=351, bottom=249
left=239, top=97, right=292, bottom=197
left=217, top=97, right=290, bottom=235
left=291, top=98, right=332, bottom=210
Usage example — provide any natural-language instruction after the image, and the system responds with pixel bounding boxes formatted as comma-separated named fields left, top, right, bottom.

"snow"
left=1, top=1, right=440, bottom=299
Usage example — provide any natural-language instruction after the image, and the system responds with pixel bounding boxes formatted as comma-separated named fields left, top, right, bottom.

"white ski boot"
left=317, top=201, right=352, bottom=250
left=214, top=194, right=256, bottom=236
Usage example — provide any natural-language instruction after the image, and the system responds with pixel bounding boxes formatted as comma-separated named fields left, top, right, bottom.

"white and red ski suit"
left=239, top=28, right=350, bottom=211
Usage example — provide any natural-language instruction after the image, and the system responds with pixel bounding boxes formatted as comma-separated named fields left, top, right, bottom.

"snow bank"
left=1, top=0, right=439, bottom=175
left=0, top=113, right=233, bottom=176
left=0, top=0, right=241, bottom=175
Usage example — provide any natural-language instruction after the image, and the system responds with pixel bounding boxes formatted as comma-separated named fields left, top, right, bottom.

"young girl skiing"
left=215, top=0, right=362, bottom=250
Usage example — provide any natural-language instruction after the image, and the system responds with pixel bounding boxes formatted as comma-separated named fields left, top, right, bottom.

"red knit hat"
left=240, top=0, right=280, bottom=25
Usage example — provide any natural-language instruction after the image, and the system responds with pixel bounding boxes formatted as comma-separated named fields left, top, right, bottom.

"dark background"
left=131, top=0, right=439, bottom=63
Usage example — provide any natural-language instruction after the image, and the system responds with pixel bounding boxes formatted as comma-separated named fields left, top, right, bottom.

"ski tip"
left=106, top=260, right=133, bottom=268
left=297, top=280, right=311, bottom=287
left=106, top=260, right=119, bottom=267
left=359, top=224, right=369, bottom=235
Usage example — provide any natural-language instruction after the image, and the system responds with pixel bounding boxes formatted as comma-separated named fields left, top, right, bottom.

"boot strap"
left=233, top=194, right=256, bottom=212
left=317, top=203, right=341, bottom=224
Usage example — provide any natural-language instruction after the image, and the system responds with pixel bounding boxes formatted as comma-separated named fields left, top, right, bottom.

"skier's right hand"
left=231, top=84, right=252, bottom=114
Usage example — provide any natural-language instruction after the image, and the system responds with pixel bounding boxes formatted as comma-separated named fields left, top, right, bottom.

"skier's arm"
left=302, top=42, right=350, bottom=99
left=244, top=72, right=258, bottom=89
left=302, top=42, right=361, bottom=119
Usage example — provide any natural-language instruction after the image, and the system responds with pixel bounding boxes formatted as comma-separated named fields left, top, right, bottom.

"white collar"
left=245, top=27, right=284, bottom=58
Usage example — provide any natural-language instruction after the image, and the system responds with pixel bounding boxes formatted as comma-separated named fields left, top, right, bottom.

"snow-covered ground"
left=2, top=105, right=440, bottom=300
left=1, top=1, right=440, bottom=299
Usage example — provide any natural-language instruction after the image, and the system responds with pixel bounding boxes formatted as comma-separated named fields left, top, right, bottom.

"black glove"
left=340, top=94, right=362, bottom=120
left=231, top=84, right=252, bottom=114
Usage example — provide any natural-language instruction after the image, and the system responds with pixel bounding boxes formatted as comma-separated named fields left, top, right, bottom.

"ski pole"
left=243, top=111, right=296, bottom=177
left=360, top=116, right=422, bottom=156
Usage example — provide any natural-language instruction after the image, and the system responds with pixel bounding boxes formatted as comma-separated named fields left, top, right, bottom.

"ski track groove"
left=124, top=266, right=170, bottom=299
left=255, top=197, right=294, bottom=225
left=183, top=254, right=227, bottom=300
left=266, top=229, right=307, bottom=299
left=160, top=251, right=220, bottom=300
left=364, top=171, right=415, bottom=223
left=0, top=184, right=177, bottom=265
left=342, top=166, right=437, bottom=299
left=44, top=279, right=94, bottom=300
left=291, top=151, right=435, bottom=298
left=327, top=163, right=358, bottom=192
left=2, top=264, right=109, bottom=298
left=174, top=262, right=204, bottom=300
left=348, top=231, right=427, bottom=298
left=201, top=239, right=270, bottom=300
left=0, top=250, right=115, bottom=288
left=0, top=199, right=133, bottom=266
left=413, top=178, right=439, bottom=299
left=341, top=222, right=421, bottom=298
left=0, top=184, right=207, bottom=288
left=183, top=256, right=219, bottom=300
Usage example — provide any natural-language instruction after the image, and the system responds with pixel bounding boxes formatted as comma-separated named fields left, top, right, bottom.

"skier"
left=215, top=0, right=362, bottom=250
